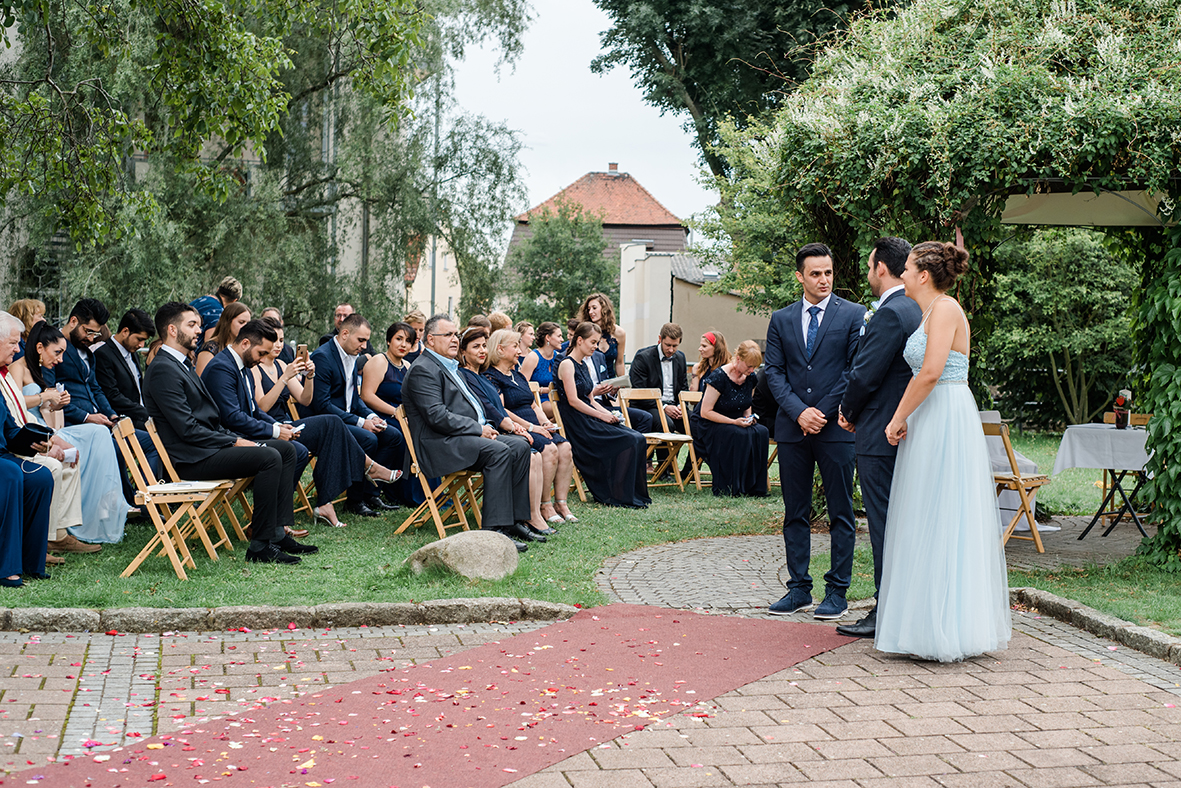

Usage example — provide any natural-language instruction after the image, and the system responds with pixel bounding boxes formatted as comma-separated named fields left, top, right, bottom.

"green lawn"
left=1009, top=431, right=1104, bottom=516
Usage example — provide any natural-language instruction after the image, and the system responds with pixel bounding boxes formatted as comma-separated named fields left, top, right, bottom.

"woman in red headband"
left=690, top=330, right=730, bottom=392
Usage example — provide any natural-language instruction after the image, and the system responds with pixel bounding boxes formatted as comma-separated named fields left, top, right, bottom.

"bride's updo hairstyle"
left=911, top=241, right=970, bottom=291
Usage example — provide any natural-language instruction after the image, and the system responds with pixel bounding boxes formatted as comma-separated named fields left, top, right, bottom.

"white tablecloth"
left=1052, top=423, right=1151, bottom=474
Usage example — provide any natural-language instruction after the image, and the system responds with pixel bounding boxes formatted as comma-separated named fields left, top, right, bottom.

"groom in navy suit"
left=835, top=237, right=923, bottom=638
left=765, top=243, right=865, bottom=621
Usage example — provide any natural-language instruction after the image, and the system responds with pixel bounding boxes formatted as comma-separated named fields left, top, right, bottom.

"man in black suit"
left=402, top=314, right=535, bottom=551
left=307, top=313, right=401, bottom=516
left=628, top=322, right=689, bottom=429
left=765, top=242, right=866, bottom=621
left=94, top=308, right=154, bottom=430
left=143, top=302, right=315, bottom=564
left=835, top=237, right=922, bottom=638
left=318, top=303, right=375, bottom=355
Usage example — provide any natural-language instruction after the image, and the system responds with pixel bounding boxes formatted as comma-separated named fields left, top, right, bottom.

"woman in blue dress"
left=556, top=322, right=649, bottom=508
left=20, top=323, right=127, bottom=544
left=360, top=321, right=431, bottom=505
left=689, top=340, right=769, bottom=497
left=485, top=329, right=577, bottom=524
left=577, top=293, right=627, bottom=376
left=457, top=327, right=554, bottom=537
left=877, top=241, right=1010, bottom=663
left=519, top=321, right=562, bottom=420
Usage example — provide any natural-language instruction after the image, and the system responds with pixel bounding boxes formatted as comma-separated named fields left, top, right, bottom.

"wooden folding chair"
left=113, top=418, right=226, bottom=580
left=982, top=421, right=1050, bottom=553
left=392, top=406, right=482, bottom=540
left=543, top=382, right=588, bottom=503
left=620, top=388, right=694, bottom=491
left=1100, top=412, right=1152, bottom=525
left=767, top=439, right=779, bottom=487
left=145, top=419, right=250, bottom=545
left=677, top=391, right=711, bottom=491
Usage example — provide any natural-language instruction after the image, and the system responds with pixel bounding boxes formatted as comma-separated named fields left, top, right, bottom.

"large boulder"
left=405, top=530, right=519, bottom=580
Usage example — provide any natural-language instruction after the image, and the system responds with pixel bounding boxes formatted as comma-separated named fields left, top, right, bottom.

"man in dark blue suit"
left=308, top=313, right=402, bottom=516
left=0, top=312, right=53, bottom=587
left=765, top=242, right=866, bottom=620
left=53, top=299, right=159, bottom=492
left=835, top=237, right=923, bottom=638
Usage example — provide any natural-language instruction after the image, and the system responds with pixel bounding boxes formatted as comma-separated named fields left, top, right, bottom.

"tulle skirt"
left=875, top=381, right=1011, bottom=662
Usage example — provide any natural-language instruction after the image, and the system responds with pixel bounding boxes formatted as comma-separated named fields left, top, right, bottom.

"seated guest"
left=689, top=340, right=769, bottom=497
left=485, top=329, right=576, bottom=524
left=53, top=298, right=160, bottom=490
left=8, top=299, right=45, bottom=361
left=403, top=315, right=536, bottom=550
left=0, top=313, right=84, bottom=566
left=0, top=314, right=54, bottom=587
left=309, top=313, right=402, bottom=516
left=488, top=311, right=512, bottom=332
left=629, top=322, right=689, bottom=430
left=144, top=302, right=314, bottom=564
left=578, top=293, right=626, bottom=376
left=403, top=310, right=427, bottom=363
left=18, top=322, right=127, bottom=546
left=558, top=317, right=579, bottom=355
left=195, top=302, right=250, bottom=376
left=518, top=321, right=561, bottom=419
left=690, top=330, right=729, bottom=391
left=252, top=317, right=314, bottom=421
left=319, top=303, right=376, bottom=355
left=466, top=314, right=492, bottom=330
left=94, top=308, right=154, bottom=430
left=261, top=307, right=295, bottom=364
left=204, top=319, right=399, bottom=530
left=458, top=328, right=554, bottom=537
left=513, top=321, right=534, bottom=368
left=190, top=276, right=243, bottom=345
left=580, top=337, right=654, bottom=435
left=556, top=322, right=650, bottom=508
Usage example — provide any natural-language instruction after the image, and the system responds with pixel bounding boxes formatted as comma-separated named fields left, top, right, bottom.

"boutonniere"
left=859, top=300, right=882, bottom=336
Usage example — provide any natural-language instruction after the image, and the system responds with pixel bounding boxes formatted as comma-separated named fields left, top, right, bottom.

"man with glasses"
left=402, top=314, right=534, bottom=551
left=52, top=299, right=160, bottom=511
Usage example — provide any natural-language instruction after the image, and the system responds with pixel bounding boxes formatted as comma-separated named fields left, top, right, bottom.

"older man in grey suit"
left=402, top=314, right=535, bottom=551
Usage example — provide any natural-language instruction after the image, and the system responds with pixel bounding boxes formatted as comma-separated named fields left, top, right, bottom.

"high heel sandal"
left=544, top=498, right=565, bottom=525
left=366, top=461, right=403, bottom=484
left=556, top=500, right=579, bottom=523
left=312, top=506, right=348, bottom=528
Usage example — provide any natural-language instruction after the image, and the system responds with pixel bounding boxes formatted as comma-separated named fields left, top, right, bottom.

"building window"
left=448, top=297, right=454, bottom=317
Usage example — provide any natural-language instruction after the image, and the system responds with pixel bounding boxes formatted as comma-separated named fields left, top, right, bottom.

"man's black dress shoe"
left=277, top=536, right=319, bottom=555
left=508, top=521, right=546, bottom=542
left=367, top=496, right=400, bottom=512
left=347, top=502, right=381, bottom=518
left=246, top=544, right=301, bottom=564
left=835, top=607, right=876, bottom=638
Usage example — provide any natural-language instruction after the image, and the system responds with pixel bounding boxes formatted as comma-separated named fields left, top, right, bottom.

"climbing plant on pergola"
left=699, top=0, right=1181, bottom=563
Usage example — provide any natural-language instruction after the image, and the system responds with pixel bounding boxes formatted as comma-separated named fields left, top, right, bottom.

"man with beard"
left=144, top=302, right=311, bottom=565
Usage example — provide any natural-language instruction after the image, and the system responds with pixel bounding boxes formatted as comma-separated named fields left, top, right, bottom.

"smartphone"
left=291, top=423, right=306, bottom=434
left=55, top=383, right=65, bottom=393
left=296, top=344, right=309, bottom=365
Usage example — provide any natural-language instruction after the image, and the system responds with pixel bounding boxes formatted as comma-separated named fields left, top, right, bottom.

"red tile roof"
left=517, top=168, right=683, bottom=227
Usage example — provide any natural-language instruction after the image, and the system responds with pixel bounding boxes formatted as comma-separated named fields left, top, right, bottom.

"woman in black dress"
left=195, top=302, right=251, bottom=376
left=485, top=329, right=576, bottom=523
left=689, top=340, right=769, bottom=497
left=556, top=322, right=649, bottom=508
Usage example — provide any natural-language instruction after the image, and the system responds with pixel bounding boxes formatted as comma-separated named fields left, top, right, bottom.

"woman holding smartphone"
left=688, top=340, right=769, bottom=497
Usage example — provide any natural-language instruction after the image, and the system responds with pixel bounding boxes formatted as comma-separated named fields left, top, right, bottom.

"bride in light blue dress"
left=876, top=241, right=1010, bottom=662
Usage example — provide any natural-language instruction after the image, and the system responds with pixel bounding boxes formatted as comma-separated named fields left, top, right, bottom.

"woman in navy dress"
left=556, top=322, right=649, bottom=508
left=577, top=293, right=627, bottom=376
left=519, top=321, right=562, bottom=420
left=458, top=327, right=555, bottom=536
left=360, top=321, right=433, bottom=504
left=689, top=340, right=769, bottom=497
left=485, top=329, right=576, bottom=524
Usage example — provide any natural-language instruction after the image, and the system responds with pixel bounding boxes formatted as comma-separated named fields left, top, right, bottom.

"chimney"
left=608, top=162, right=618, bottom=172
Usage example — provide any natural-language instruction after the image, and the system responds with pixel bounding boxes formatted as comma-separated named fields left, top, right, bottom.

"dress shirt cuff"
left=356, top=416, right=365, bottom=428
left=272, top=424, right=281, bottom=440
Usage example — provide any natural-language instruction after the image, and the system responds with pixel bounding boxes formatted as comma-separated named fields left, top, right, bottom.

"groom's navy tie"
left=805, top=305, right=821, bottom=359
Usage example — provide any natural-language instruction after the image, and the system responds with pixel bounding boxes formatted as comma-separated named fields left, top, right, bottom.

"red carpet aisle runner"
left=30, top=604, right=850, bottom=788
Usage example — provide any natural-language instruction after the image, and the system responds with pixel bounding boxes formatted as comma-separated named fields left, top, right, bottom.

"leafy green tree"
left=506, top=200, right=612, bottom=326
left=590, top=0, right=872, bottom=178
left=984, top=229, right=1137, bottom=426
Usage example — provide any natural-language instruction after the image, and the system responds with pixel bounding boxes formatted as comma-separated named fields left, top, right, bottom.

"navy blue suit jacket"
left=840, top=290, right=923, bottom=457
left=0, top=406, right=21, bottom=450
left=54, top=341, right=115, bottom=425
left=201, top=348, right=278, bottom=441
left=308, top=342, right=374, bottom=424
left=765, top=295, right=865, bottom=444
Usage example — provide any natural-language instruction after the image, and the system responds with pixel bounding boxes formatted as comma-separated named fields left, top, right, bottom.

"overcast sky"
left=452, top=0, right=719, bottom=236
